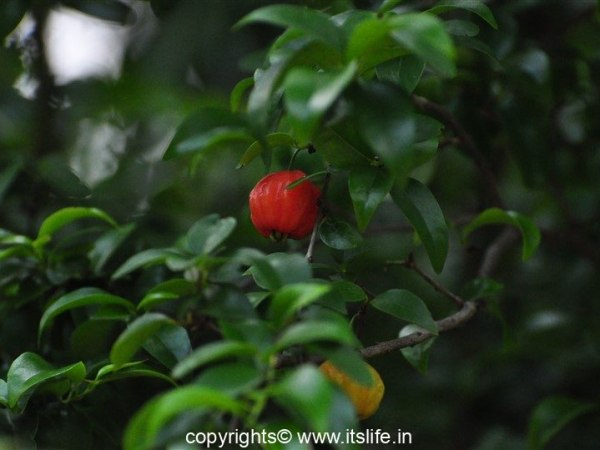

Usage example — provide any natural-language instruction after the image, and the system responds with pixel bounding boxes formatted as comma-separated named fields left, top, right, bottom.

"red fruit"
left=249, top=170, right=321, bottom=241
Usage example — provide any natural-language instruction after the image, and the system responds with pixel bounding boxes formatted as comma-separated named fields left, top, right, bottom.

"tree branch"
left=387, top=254, right=464, bottom=308
left=412, top=94, right=504, bottom=208
left=360, top=300, right=478, bottom=358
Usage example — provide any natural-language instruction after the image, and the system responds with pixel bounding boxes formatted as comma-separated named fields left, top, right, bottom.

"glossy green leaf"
left=463, top=208, right=541, bottom=260
left=399, top=324, right=437, bottom=374
left=34, top=207, right=117, bottom=249
left=247, top=60, right=289, bottom=131
left=143, top=323, right=191, bottom=369
left=163, top=107, right=253, bottom=160
left=123, top=386, right=243, bottom=450
left=274, top=365, right=335, bottom=432
left=137, top=279, right=195, bottom=311
left=94, top=362, right=174, bottom=386
left=230, top=76, right=254, bottom=112
left=88, top=223, right=135, bottom=275
left=376, top=55, right=426, bottom=93
left=269, top=283, right=331, bottom=328
left=110, top=313, right=174, bottom=369
left=311, top=127, right=371, bottom=169
left=39, top=287, right=134, bottom=340
left=185, top=214, right=237, bottom=255
left=527, top=396, right=596, bottom=450
left=391, top=178, right=448, bottom=273
left=444, top=19, right=480, bottom=37
left=428, top=0, right=498, bottom=29
left=235, top=5, right=342, bottom=51
left=112, top=248, right=185, bottom=279
left=248, top=252, right=312, bottom=291
left=237, top=132, right=297, bottom=169
left=283, top=62, right=357, bottom=144
left=371, top=289, right=438, bottom=334
left=389, top=13, right=456, bottom=77
left=346, top=17, right=399, bottom=71
left=357, top=83, right=442, bottom=182
left=349, top=166, right=395, bottom=231
left=6, top=352, right=86, bottom=411
left=319, top=218, right=363, bottom=250
left=194, top=362, right=262, bottom=395
left=275, top=319, right=357, bottom=350
left=172, top=341, right=257, bottom=379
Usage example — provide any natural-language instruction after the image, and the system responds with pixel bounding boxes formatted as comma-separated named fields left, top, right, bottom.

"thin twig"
left=305, top=169, right=331, bottom=262
left=360, top=301, right=478, bottom=358
left=412, top=94, right=504, bottom=208
left=388, top=254, right=465, bottom=308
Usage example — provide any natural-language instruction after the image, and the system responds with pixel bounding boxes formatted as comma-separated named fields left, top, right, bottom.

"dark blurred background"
left=1, top=0, right=599, bottom=449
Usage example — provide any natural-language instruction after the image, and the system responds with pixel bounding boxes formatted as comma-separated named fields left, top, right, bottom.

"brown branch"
left=412, top=94, right=504, bottom=209
left=360, top=300, right=478, bottom=358
left=388, top=254, right=464, bottom=308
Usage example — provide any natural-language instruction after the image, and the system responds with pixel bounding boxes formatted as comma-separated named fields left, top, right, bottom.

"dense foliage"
left=1, top=0, right=599, bottom=449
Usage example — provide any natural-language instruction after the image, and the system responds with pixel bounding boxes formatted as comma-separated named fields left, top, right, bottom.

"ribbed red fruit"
left=249, top=170, right=321, bottom=241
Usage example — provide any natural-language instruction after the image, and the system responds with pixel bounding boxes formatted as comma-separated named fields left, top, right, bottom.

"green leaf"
left=6, top=352, right=86, bottom=412
left=269, top=283, right=331, bottom=328
left=462, top=277, right=504, bottom=301
left=427, top=0, right=498, bottom=29
left=88, top=223, right=135, bottom=275
left=0, top=379, right=7, bottom=407
left=163, top=107, right=253, bottom=160
left=349, top=166, right=395, bottom=231
left=311, top=127, right=371, bottom=169
left=143, top=323, right=191, bottom=369
left=94, top=362, right=174, bottom=386
left=137, top=279, right=195, bottom=311
left=389, top=13, right=456, bottom=77
left=326, top=347, right=374, bottom=386
left=463, top=208, right=542, bottom=260
left=185, top=214, right=237, bottom=255
left=399, top=324, right=437, bottom=375
left=527, top=396, right=597, bottom=450
left=283, top=62, right=357, bottom=144
left=230, top=77, right=254, bottom=112
left=235, top=5, right=343, bottom=52
left=346, top=17, right=400, bottom=72
left=172, top=341, right=257, bottom=379
left=248, top=252, right=312, bottom=291
left=376, top=55, right=426, bottom=93
left=237, top=132, right=297, bottom=169
left=378, top=0, right=403, bottom=14
left=110, top=313, right=174, bottom=369
left=39, top=287, right=135, bottom=340
left=371, top=289, right=438, bottom=334
left=34, top=207, right=117, bottom=249
left=112, top=248, right=185, bottom=279
left=195, top=362, right=262, bottom=396
left=275, top=319, right=358, bottom=350
left=357, top=83, right=442, bottom=182
left=274, top=365, right=335, bottom=432
left=123, top=386, right=243, bottom=450
left=391, top=178, right=448, bottom=273
left=319, top=218, right=363, bottom=250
